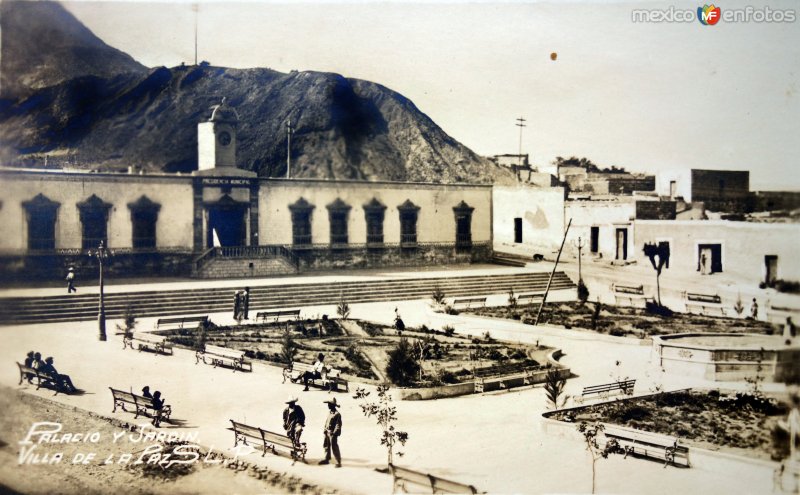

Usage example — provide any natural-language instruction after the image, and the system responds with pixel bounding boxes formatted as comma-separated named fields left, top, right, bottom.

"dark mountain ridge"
left=0, top=1, right=514, bottom=184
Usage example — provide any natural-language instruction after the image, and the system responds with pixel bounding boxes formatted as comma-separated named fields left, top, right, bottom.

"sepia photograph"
left=0, top=0, right=798, bottom=493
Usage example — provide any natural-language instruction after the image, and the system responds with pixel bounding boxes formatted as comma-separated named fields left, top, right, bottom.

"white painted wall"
left=492, top=185, right=565, bottom=256
left=634, top=220, right=800, bottom=282
left=0, top=171, right=194, bottom=251
left=260, top=179, right=493, bottom=246
left=656, top=169, right=692, bottom=201
left=565, top=199, right=635, bottom=261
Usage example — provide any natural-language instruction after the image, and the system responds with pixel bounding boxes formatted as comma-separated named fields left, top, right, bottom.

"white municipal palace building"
left=0, top=101, right=494, bottom=281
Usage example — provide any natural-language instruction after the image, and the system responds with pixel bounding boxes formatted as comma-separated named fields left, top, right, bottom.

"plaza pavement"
left=0, top=288, right=787, bottom=494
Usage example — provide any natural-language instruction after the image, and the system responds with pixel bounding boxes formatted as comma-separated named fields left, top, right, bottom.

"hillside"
left=0, top=1, right=513, bottom=184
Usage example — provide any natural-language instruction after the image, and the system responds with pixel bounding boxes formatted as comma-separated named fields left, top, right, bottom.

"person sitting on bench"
left=141, top=386, right=152, bottom=399
left=23, top=351, right=35, bottom=383
left=151, top=391, right=165, bottom=427
left=39, top=356, right=77, bottom=393
left=302, top=353, right=327, bottom=392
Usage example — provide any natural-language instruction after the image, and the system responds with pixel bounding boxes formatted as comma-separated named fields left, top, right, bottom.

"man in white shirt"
left=303, top=353, right=326, bottom=391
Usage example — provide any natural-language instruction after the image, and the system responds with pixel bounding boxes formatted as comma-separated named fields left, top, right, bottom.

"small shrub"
left=577, top=279, right=590, bottom=304
left=432, top=286, right=446, bottom=305
left=337, top=293, right=351, bottom=320
left=386, top=338, right=421, bottom=387
left=442, top=325, right=456, bottom=337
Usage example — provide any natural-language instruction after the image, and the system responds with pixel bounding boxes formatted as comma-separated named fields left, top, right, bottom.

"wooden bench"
left=282, top=362, right=349, bottom=392
left=682, top=292, right=725, bottom=316
left=109, top=387, right=172, bottom=422
left=389, top=463, right=480, bottom=494
left=196, top=345, right=252, bottom=372
left=228, top=419, right=307, bottom=461
left=452, top=297, right=487, bottom=309
left=517, top=293, right=544, bottom=305
left=602, top=423, right=689, bottom=468
left=16, top=363, right=70, bottom=395
left=576, top=379, right=636, bottom=403
left=123, top=332, right=174, bottom=355
left=154, top=315, right=208, bottom=331
left=611, top=284, right=653, bottom=308
left=766, top=303, right=800, bottom=325
left=256, top=309, right=301, bottom=323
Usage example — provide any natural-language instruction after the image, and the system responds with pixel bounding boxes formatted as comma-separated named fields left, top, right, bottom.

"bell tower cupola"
left=196, top=98, right=253, bottom=176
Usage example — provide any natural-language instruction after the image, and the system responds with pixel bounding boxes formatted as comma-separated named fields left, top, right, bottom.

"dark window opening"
left=398, top=200, right=420, bottom=246
left=78, top=194, right=112, bottom=250
left=765, top=255, right=778, bottom=285
left=289, top=198, right=315, bottom=246
left=364, top=198, right=386, bottom=246
left=292, top=210, right=312, bottom=246
left=23, top=194, right=60, bottom=251
left=128, top=196, right=160, bottom=249
left=453, top=201, right=474, bottom=252
left=590, top=226, right=599, bottom=253
left=132, top=210, right=157, bottom=249
left=514, top=218, right=523, bottom=243
left=327, top=199, right=351, bottom=246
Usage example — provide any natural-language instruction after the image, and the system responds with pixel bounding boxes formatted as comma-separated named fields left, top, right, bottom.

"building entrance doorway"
left=698, top=244, right=722, bottom=274
left=765, top=255, right=778, bottom=285
left=206, top=200, right=247, bottom=247
left=615, top=228, right=628, bottom=260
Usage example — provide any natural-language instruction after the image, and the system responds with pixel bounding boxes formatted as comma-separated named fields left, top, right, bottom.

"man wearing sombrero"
left=283, top=395, right=306, bottom=456
left=319, top=397, right=342, bottom=467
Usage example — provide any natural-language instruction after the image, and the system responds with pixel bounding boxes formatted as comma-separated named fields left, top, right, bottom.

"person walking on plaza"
left=750, top=298, right=759, bottom=319
left=66, top=267, right=77, bottom=293
left=242, top=287, right=251, bottom=320
left=283, top=396, right=306, bottom=456
left=233, top=290, right=242, bottom=321
left=319, top=397, right=342, bottom=467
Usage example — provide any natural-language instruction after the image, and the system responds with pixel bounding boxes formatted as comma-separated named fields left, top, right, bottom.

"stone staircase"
left=0, top=271, right=576, bottom=325
left=193, top=246, right=299, bottom=278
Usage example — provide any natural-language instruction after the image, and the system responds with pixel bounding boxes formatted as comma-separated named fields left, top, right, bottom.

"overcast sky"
left=61, top=0, right=800, bottom=190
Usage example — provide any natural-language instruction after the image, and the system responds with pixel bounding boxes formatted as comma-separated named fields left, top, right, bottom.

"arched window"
left=453, top=201, right=474, bottom=252
left=22, top=194, right=60, bottom=250
left=327, top=198, right=351, bottom=247
left=128, top=196, right=161, bottom=249
left=363, top=198, right=386, bottom=246
left=398, top=200, right=420, bottom=247
left=77, top=194, right=112, bottom=249
left=289, top=198, right=315, bottom=246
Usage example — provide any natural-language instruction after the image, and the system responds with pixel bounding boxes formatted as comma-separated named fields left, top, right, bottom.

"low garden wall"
left=394, top=348, right=570, bottom=401
left=539, top=389, right=785, bottom=481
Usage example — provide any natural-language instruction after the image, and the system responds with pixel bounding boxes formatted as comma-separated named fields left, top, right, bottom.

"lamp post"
left=87, top=241, right=112, bottom=341
left=571, top=236, right=586, bottom=282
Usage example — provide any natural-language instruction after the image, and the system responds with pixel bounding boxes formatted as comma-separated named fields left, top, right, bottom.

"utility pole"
left=286, top=119, right=295, bottom=178
left=571, top=236, right=586, bottom=282
left=515, top=117, right=526, bottom=179
left=534, top=218, right=572, bottom=326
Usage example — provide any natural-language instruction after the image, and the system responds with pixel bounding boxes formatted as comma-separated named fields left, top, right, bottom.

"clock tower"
left=197, top=98, right=241, bottom=172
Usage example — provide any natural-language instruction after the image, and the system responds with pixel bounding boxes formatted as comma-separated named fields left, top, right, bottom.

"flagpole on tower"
left=193, top=3, right=199, bottom=65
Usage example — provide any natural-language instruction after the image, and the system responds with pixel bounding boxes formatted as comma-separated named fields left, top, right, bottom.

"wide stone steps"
left=0, top=271, right=575, bottom=325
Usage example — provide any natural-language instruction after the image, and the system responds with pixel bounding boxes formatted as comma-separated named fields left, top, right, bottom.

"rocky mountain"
left=0, top=1, right=514, bottom=184
left=0, top=1, right=146, bottom=97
